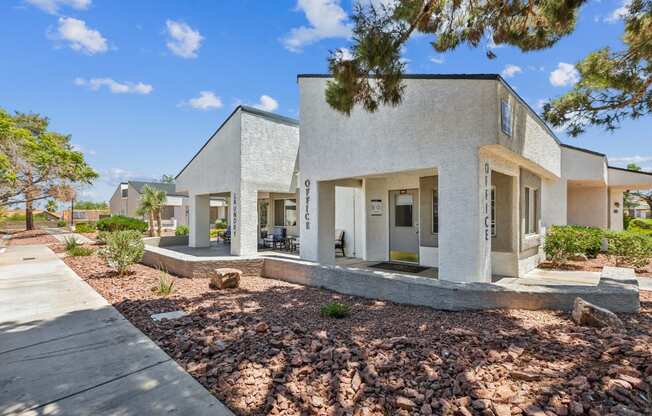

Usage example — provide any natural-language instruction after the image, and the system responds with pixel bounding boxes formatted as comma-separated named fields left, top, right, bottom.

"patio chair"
left=221, top=226, right=231, bottom=244
left=264, top=226, right=286, bottom=249
left=335, top=229, right=345, bottom=257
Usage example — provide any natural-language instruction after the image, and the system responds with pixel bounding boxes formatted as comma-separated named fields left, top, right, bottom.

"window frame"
left=273, top=198, right=297, bottom=227
left=432, top=188, right=439, bottom=234
left=501, top=99, right=513, bottom=136
left=524, top=186, right=539, bottom=235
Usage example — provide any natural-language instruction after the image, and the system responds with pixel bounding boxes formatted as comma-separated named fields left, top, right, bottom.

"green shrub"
left=67, top=246, right=94, bottom=257
left=63, top=236, right=80, bottom=251
left=97, top=215, right=148, bottom=233
left=100, top=230, right=145, bottom=275
left=606, top=231, right=652, bottom=269
left=96, top=231, right=110, bottom=245
left=152, top=270, right=175, bottom=296
left=320, top=301, right=350, bottom=319
left=630, top=218, right=652, bottom=230
left=75, top=222, right=96, bottom=233
left=544, top=225, right=604, bottom=266
left=215, top=219, right=228, bottom=229
left=623, top=214, right=633, bottom=231
left=175, top=225, right=189, bottom=236
left=57, top=219, right=67, bottom=228
left=209, top=229, right=219, bottom=238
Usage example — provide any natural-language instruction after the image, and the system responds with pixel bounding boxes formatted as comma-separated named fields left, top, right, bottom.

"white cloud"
left=165, top=20, right=203, bottom=58
left=180, top=91, right=223, bottom=110
left=604, top=0, right=631, bottom=23
left=536, top=99, right=546, bottom=110
left=549, top=63, right=580, bottom=87
left=54, top=17, right=107, bottom=54
left=609, top=155, right=652, bottom=165
left=25, top=0, right=90, bottom=14
left=501, top=64, right=522, bottom=78
left=337, top=47, right=353, bottom=61
left=282, top=0, right=352, bottom=52
left=71, top=143, right=96, bottom=156
left=430, top=56, right=445, bottom=64
left=74, top=78, right=153, bottom=94
left=254, top=95, right=279, bottom=112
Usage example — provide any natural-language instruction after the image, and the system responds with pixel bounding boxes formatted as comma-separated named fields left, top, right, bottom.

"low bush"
left=97, top=215, right=148, bottom=233
left=100, top=230, right=145, bottom=275
left=56, top=219, right=67, bottom=228
left=152, top=270, right=175, bottom=296
left=215, top=219, right=228, bottom=229
left=320, top=301, right=350, bottom=319
left=63, top=236, right=80, bottom=251
left=209, top=229, right=219, bottom=238
left=175, top=225, right=189, bottom=236
left=630, top=218, right=652, bottom=230
left=67, top=246, right=94, bottom=257
left=544, top=225, right=604, bottom=266
left=95, top=231, right=110, bottom=245
left=606, top=231, right=652, bottom=269
left=74, top=222, right=96, bottom=233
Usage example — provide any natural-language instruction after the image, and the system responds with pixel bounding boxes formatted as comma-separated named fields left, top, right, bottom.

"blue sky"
left=1, top=0, right=649, bottom=203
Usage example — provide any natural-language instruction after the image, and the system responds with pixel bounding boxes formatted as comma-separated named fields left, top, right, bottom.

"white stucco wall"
left=562, top=146, right=608, bottom=185
left=567, top=185, right=608, bottom=228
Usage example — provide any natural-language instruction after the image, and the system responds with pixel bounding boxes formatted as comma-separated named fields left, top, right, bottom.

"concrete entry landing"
left=0, top=245, right=232, bottom=416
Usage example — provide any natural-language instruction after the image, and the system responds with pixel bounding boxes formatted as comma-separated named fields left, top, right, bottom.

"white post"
left=189, top=194, right=210, bottom=248
left=609, top=188, right=624, bottom=231
left=230, top=186, right=258, bottom=256
left=299, top=178, right=335, bottom=264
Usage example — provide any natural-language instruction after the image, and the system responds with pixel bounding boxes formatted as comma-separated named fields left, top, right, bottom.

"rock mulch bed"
left=539, top=253, right=652, bottom=277
left=5, top=229, right=59, bottom=246
left=65, top=254, right=652, bottom=416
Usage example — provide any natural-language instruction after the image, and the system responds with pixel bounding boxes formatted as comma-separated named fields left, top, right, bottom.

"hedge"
left=544, top=225, right=604, bottom=266
left=96, top=215, right=148, bottom=233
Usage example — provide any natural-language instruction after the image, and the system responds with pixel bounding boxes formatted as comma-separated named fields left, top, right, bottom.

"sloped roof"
left=129, top=181, right=188, bottom=197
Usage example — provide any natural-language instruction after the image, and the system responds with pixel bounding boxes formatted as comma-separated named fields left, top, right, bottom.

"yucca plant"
left=63, top=236, right=79, bottom=251
left=152, top=269, right=175, bottom=296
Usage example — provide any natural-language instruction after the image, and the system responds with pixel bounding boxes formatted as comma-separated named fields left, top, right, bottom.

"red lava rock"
left=64, top=253, right=652, bottom=416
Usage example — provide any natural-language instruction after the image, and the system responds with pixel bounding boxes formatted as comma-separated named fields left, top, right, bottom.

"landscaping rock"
left=209, top=268, right=241, bottom=289
left=572, top=297, right=623, bottom=328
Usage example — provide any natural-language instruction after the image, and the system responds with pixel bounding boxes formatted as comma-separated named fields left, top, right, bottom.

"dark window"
left=432, top=189, right=439, bottom=234
left=160, top=206, right=175, bottom=220
left=121, top=188, right=128, bottom=198
left=274, top=199, right=285, bottom=226
left=259, top=200, right=268, bottom=229
left=395, top=194, right=413, bottom=227
left=501, top=99, right=512, bottom=136
left=285, top=200, right=297, bottom=226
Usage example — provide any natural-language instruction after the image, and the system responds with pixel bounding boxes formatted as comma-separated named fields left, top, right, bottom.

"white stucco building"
left=297, top=74, right=652, bottom=282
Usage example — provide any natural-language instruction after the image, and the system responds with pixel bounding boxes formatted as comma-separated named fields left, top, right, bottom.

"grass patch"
left=67, top=246, right=94, bottom=257
left=320, top=301, right=350, bottom=319
left=152, top=271, right=175, bottom=296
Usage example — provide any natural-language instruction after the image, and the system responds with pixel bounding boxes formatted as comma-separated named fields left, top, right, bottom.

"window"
left=491, top=186, right=496, bottom=237
left=121, top=188, right=128, bottom=198
left=259, top=200, right=268, bottom=229
left=501, top=99, right=512, bottom=136
left=432, top=189, right=439, bottom=234
left=274, top=199, right=296, bottom=227
left=395, top=193, right=413, bottom=227
left=524, top=187, right=538, bottom=234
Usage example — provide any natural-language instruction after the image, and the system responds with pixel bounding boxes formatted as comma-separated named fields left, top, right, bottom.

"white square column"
left=609, top=188, right=624, bottom=231
left=189, top=194, right=210, bottom=248
left=229, top=187, right=259, bottom=256
left=299, top=178, right=336, bottom=265
left=438, top=155, right=491, bottom=282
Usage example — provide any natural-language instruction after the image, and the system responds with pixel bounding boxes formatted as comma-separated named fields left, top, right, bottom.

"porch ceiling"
left=481, top=144, right=560, bottom=180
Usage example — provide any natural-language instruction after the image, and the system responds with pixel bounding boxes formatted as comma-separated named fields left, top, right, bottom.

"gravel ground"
left=540, top=254, right=652, bottom=277
left=65, top=254, right=652, bottom=416
left=5, top=229, right=59, bottom=246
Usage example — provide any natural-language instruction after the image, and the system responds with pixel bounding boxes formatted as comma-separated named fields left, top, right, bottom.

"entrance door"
left=389, top=189, right=419, bottom=263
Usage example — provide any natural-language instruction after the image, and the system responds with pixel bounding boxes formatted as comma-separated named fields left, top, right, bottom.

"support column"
left=438, top=156, right=491, bottom=282
left=609, top=188, right=624, bottom=231
left=299, top=178, right=335, bottom=264
left=230, top=187, right=259, bottom=256
left=189, top=194, right=210, bottom=248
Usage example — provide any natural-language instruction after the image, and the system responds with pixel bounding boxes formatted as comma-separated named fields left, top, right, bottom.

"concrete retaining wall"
left=143, top=236, right=190, bottom=247
left=142, top=246, right=263, bottom=278
left=262, top=258, right=640, bottom=313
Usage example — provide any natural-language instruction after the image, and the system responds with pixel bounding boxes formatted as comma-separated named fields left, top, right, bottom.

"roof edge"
left=560, top=143, right=607, bottom=158
left=608, top=165, right=652, bottom=176
left=297, top=73, right=500, bottom=80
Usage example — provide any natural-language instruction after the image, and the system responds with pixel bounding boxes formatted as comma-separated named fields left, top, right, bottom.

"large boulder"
left=209, top=268, right=241, bottom=290
left=572, top=297, right=623, bottom=328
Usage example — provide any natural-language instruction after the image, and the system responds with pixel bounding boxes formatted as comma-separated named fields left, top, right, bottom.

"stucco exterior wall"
left=567, top=185, right=608, bottom=228
left=562, top=146, right=607, bottom=185
left=109, top=185, right=127, bottom=216
left=126, top=183, right=141, bottom=218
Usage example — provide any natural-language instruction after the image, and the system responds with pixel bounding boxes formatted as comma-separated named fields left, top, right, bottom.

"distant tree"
left=74, top=200, right=108, bottom=210
left=0, top=110, right=98, bottom=230
left=46, top=199, right=57, bottom=212
left=325, top=0, right=650, bottom=137
left=623, top=163, right=652, bottom=212
left=161, top=174, right=175, bottom=184
left=137, top=185, right=166, bottom=237
left=627, top=163, right=642, bottom=171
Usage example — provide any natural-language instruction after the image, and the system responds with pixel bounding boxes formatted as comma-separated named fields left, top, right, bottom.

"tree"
left=74, top=200, right=108, bottom=210
left=622, top=163, right=652, bottom=213
left=325, top=0, right=650, bottom=137
left=0, top=110, right=98, bottom=230
left=161, top=174, right=175, bottom=184
left=136, top=185, right=166, bottom=237
left=46, top=199, right=57, bottom=212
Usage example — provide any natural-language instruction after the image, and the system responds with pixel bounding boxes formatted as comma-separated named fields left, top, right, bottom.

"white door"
left=389, top=189, right=419, bottom=263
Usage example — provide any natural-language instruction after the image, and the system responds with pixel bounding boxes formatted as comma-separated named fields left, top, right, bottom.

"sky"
left=0, top=0, right=649, bottom=203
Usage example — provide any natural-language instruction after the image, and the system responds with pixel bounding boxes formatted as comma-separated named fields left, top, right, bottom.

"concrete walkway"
left=639, top=276, right=652, bottom=292
left=0, top=245, right=233, bottom=416
left=44, top=227, right=94, bottom=244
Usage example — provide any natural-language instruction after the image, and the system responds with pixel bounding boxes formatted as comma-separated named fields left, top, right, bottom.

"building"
left=297, top=74, right=652, bottom=282
left=109, top=180, right=227, bottom=229
left=626, top=194, right=651, bottom=219
left=177, top=75, right=652, bottom=282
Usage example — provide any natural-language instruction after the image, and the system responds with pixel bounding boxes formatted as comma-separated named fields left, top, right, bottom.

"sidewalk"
left=0, top=245, right=232, bottom=416
left=44, top=227, right=94, bottom=244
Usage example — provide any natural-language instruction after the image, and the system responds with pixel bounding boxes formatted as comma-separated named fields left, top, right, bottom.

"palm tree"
left=137, top=185, right=167, bottom=237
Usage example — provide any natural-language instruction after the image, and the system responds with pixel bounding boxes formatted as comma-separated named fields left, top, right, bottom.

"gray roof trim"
left=608, top=165, right=652, bottom=176
left=297, top=73, right=561, bottom=145
left=129, top=181, right=179, bottom=195
left=175, top=106, right=299, bottom=180
left=560, top=143, right=607, bottom=158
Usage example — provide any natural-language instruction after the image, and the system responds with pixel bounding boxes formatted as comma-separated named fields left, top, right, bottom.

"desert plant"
left=320, top=301, right=350, bottom=319
left=74, top=222, right=96, bottom=233
left=100, top=230, right=145, bottom=275
left=56, top=219, right=66, bottom=227
left=67, top=246, right=94, bottom=257
left=137, top=185, right=167, bottom=237
left=95, top=231, right=110, bottom=245
left=63, top=236, right=80, bottom=251
left=606, top=232, right=652, bottom=269
left=152, top=269, right=175, bottom=296
left=96, top=216, right=148, bottom=233
left=175, top=225, right=189, bottom=236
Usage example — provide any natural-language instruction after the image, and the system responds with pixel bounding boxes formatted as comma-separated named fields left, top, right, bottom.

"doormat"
left=370, top=262, right=429, bottom=274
